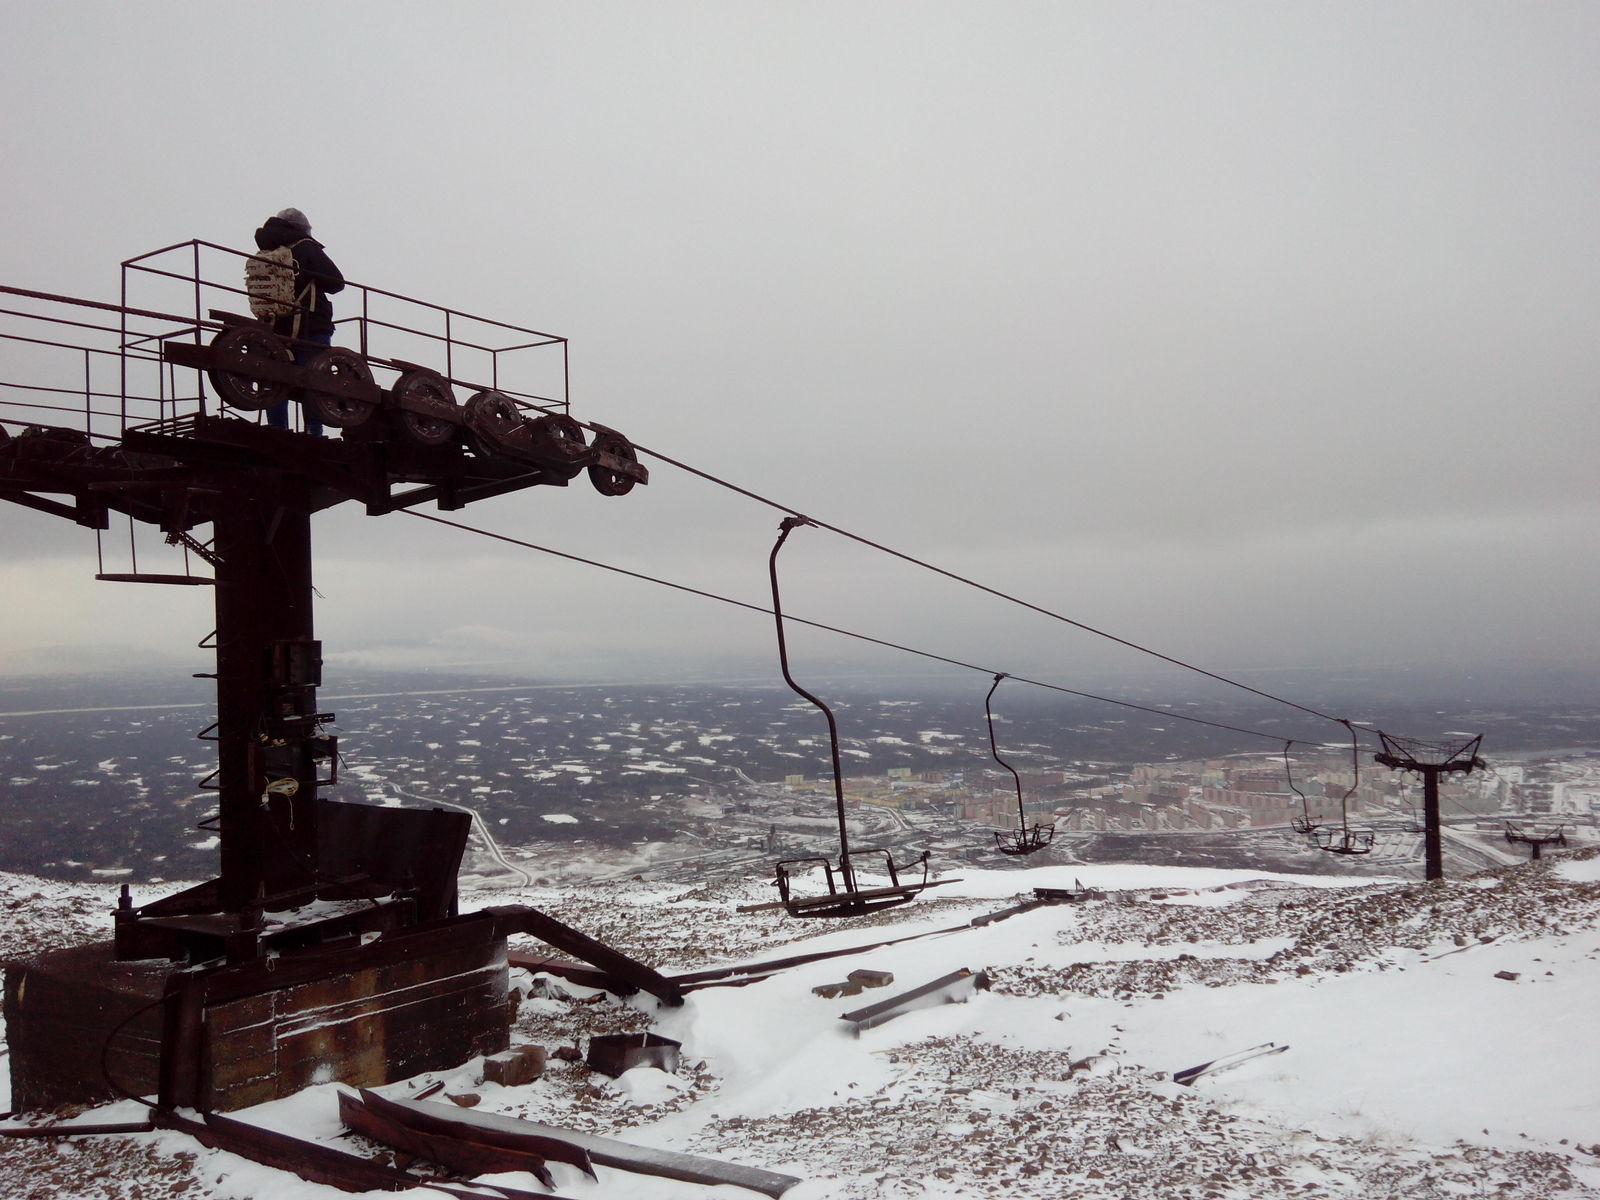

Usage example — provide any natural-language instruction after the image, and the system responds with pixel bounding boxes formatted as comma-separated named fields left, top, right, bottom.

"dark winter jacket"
left=253, top=216, right=344, bottom=339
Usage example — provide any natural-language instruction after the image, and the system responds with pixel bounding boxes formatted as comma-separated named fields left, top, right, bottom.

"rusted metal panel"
left=0, top=915, right=513, bottom=1114
left=342, top=1094, right=553, bottom=1187
left=316, top=801, right=470, bottom=923
left=586, top=1032, right=681, bottom=1077
left=3, top=944, right=173, bottom=1112
left=196, top=920, right=509, bottom=1110
left=157, top=970, right=209, bottom=1111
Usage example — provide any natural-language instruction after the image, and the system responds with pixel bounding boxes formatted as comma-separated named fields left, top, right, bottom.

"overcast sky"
left=2, top=2, right=1597, bottom=709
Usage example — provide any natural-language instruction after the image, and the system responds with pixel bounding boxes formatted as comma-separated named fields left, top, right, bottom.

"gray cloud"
left=2, top=2, right=1597, bottom=695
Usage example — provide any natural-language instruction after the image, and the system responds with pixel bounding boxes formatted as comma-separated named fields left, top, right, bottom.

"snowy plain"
left=3, top=855, right=1599, bottom=1199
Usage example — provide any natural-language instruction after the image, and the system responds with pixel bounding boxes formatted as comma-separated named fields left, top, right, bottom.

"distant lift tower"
left=1503, top=821, right=1567, bottom=861
left=1373, top=731, right=1486, bottom=882
left=0, top=242, right=679, bottom=1116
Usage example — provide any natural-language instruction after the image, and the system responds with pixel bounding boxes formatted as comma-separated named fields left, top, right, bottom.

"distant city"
left=0, top=667, right=1595, bottom=886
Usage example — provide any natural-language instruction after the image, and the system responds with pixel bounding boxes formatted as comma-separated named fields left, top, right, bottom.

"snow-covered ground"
left=3, top=854, right=1599, bottom=1198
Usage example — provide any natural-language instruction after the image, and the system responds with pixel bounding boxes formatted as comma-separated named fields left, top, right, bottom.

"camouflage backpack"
left=244, top=240, right=308, bottom=324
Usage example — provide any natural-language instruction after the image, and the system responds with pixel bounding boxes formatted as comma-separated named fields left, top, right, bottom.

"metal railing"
left=120, top=238, right=570, bottom=425
left=0, top=240, right=572, bottom=444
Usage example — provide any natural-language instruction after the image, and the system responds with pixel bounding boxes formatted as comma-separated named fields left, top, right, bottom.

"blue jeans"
left=266, top=328, right=333, bottom=435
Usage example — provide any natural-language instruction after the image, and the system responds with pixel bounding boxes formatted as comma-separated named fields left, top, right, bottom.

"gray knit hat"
left=275, top=207, right=311, bottom=233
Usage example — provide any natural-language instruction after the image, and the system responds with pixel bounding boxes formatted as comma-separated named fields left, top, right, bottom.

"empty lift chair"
left=986, top=674, right=1054, bottom=856
left=1315, top=723, right=1374, bottom=856
left=764, top=516, right=933, bottom=918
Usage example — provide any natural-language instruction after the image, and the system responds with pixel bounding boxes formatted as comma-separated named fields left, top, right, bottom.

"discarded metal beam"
left=505, top=951, right=617, bottom=993
left=972, top=897, right=1054, bottom=924
left=674, top=898, right=1044, bottom=991
left=1032, top=884, right=1102, bottom=904
left=158, top=1107, right=564, bottom=1199
left=1173, top=1041, right=1288, bottom=1086
left=839, top=968, right=990, bottom=1033
left=347, top=1087, right=595, bottom=1180
left=489, top=905, right=683, bottom=1007
left=380, top=1096, right=803, bottom=1198
left=0, top=1121, right=156, bottom=1138
left=339, top=1090, right=558, bottom=1188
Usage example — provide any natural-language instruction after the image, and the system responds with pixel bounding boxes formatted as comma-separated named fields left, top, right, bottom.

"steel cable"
left=406, top=510, right=1333, bottom=745
left=623, top=439, right=1366, bottom=733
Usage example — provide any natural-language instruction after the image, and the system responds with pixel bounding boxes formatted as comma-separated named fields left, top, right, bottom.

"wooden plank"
left=203, top=991, right=273, bottom=1037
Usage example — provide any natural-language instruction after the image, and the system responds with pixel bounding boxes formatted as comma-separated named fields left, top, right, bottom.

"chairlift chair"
left=995, top=823, right=1055, bottom=856
left=1314, top=825, right=1375, bottom=855
left=1388, top=777, right=1425, bottom=833
left=774, top=849, right=932, bottom=918
left=1282, top=742, right=1320, bottom=840
left=761, top=517, right=938, bottom=918
left=1312, top=724, right=1374, bottom=857
left=984, top=674, right=1055, bottom=857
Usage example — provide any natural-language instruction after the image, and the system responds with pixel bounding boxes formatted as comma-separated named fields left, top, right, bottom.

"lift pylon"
left=1373, top=731, right=1485, bottom=881
left=1503, top=821, right=1567, bottom=861
left=0, top=244, right=669, bottom=1115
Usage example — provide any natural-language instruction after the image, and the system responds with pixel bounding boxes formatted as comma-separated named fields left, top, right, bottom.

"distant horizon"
left=6, top=644, right=1599, bottom=684
left=4, top=656, right=1599, bottom=751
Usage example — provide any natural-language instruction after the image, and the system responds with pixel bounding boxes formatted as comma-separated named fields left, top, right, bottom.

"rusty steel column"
left=1420, top=767, right=1444, bottom=882
left=211, top=480, right=321, bottom=912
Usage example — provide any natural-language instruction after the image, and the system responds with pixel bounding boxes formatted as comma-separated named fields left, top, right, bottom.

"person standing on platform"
left=248, top=208, right=343, bottom=435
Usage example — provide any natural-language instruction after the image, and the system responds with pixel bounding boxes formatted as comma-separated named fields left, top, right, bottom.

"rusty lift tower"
left=0, top=240, right=680, bottom=1115
left=1372, top=731, right=1486, bottom=881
